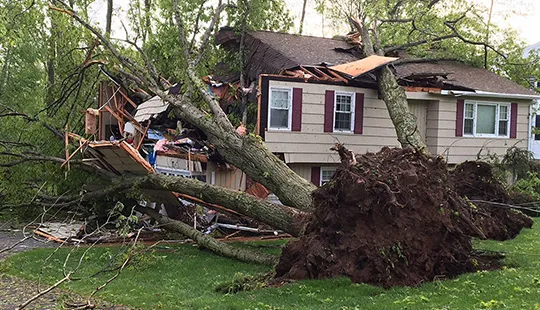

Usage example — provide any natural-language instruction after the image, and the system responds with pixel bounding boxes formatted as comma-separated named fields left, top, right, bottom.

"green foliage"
left=214, top=272, right=272, bottom=294
left=513, top=172, right=540, bottom=201
left=316, top=0, right=540, bottom=87
left=502, top=147, right=537, bottom=180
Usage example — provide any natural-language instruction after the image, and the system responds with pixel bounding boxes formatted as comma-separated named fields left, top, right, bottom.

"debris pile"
left=275, top=147, right=532, bottom=288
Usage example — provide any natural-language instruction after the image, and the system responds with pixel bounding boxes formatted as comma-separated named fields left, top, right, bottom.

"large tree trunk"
left=377, top=67, right=426, bottom=150
left=352, top=18, right=426, bottom=151
left=137, top=206, right=278, bottom=265
left=142, top=174, right=309, bottom=236
left=158, top=81, right=317, bottom=212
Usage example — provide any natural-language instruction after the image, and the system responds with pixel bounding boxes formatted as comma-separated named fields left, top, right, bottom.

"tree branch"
left=137, top=206, right=279, bottom=265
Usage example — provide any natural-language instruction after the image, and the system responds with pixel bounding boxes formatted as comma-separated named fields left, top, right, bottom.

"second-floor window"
left=464, top=101, right=509, bottom=137
left=269, top=87, right=292, bottom=130
left=334, top=92, right=355, bottom=132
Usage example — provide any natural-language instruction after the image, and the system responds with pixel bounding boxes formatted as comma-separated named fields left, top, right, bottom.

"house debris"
left=62, top=74, right=288, bottom=241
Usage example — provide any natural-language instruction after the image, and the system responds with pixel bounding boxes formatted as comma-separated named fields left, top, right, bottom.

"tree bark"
left=299, top=0, right=308, bottom=34
left=137, top=206, right=279, bottom=266
left=105, top=0, right=113, bottom=38
left=142, top=174, right=309, bottom=236
left=352, top=18, right=426, bottom=151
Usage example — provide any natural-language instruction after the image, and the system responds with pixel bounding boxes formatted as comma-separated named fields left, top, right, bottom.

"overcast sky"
left=89, top=0, right=540, bottom=46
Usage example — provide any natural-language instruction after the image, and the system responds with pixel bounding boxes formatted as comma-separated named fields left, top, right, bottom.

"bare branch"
left=50, top=1, right=157, bottom=89
left=193, top=0, right=229, bottom=67
left=189, top=0, right=209, bottom=51
left=172, top=0, right=191, bottom=60
left=384, top=34, right=457, bottom=54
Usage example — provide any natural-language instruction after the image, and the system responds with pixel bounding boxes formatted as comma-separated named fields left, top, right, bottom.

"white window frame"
left=320, top=167, right=337, bottom=186
left=463, top=101, right=510, bottom=138
left=333, top=91, right=355, bottom=133
left=268, top=87, right=293, bottom=131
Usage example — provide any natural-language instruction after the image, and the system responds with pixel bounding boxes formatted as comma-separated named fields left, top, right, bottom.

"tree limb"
left=137, top=206, right=279, bottom=265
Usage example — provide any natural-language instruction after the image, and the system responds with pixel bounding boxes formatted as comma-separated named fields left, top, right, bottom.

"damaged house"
left=69, top=29, right=539, bottom=210
left=213, top=28, right=540, bottom=188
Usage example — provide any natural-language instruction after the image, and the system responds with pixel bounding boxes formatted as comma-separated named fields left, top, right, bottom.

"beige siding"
left=265, top=80, right=435, bottom=163
left=408, top=100, right=428, bottom=141
left=430, top=97, right=530, bottom=164
left=206, top=162, right=245, bottom=190
left=263, top=80, right=532, bottom=164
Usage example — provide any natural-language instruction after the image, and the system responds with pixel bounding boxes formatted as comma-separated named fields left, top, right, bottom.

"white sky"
left=90, top=0, right=540, bottom=47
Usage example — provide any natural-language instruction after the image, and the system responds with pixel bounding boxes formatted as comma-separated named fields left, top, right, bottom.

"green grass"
left=2, top=223, right=540, bottom=309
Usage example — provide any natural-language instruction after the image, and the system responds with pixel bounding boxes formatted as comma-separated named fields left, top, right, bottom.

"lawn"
left=2, top=222, right=540, bottom=310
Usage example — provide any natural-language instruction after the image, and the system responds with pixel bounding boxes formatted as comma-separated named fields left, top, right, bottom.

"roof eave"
left=440, top=90, right=540, bottom=100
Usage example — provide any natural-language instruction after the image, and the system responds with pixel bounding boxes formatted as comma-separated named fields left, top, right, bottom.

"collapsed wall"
left=275, top=147, right=532, bottom=288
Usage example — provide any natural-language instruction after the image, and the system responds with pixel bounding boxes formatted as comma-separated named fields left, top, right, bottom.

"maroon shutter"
left=292, top=88, right=303, bottom=131
left=311, top=166, right=321, bottom=186
left=510, top=102, right=518, bottom=138
left=324, top=90, right=335, bottom=132
left=455, top=99, right=464, bottom=137
left=354, top=93, right=364, bottom=134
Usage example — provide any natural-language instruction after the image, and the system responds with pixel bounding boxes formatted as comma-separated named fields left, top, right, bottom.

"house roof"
left=395, top=61, right=536, bottom=96
left=217, top=29, right=359, bottom=81
left=217, top=28, right=536, bottom=96
left=248, top=31, right=359, bottom=67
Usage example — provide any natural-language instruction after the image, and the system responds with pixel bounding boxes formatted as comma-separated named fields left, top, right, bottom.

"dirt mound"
left=451, top=161, right=533, bottom=240
left=275, top=147, right=524, bottom=288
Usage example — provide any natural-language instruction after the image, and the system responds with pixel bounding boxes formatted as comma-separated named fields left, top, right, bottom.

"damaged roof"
left=217, top=28, right=359, bottom=81
left=395, top=61, right=536, bottom=96
left=217, top=28, right=536, bottom=96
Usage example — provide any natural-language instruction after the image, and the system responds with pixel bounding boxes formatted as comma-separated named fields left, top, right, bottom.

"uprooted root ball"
left=275, top=147, right=531, bottom=288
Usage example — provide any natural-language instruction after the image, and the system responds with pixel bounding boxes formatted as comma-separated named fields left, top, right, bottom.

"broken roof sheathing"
left=88, top=141, right=155, bottom=175
left=329, top=55, right=399, bottom=79
left=395, top=61, right=536, bottom=96
left=134, top=96, right=169, bottom=123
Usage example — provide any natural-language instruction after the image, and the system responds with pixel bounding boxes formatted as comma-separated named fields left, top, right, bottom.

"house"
left=523, top=41, right=540, bottom=159
left=216, top=29, right=540, bottom=186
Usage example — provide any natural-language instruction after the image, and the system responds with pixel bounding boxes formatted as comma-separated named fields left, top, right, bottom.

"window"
left=334, top=92, right=355, bottom=132
left=320, top=167, right=337, bottom=186
left=268, top=88, right=292, bottom=130
left=463, top=101, right=510, bottom=137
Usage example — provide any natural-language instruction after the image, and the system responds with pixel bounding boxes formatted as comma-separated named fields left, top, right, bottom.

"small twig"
left=0, top=236, right=32, bottom=254
left=468, top=200, right=540, bottom=214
